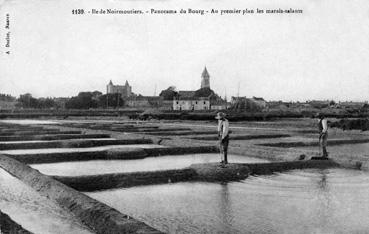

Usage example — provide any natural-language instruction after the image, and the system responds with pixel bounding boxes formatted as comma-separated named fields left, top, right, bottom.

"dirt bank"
left=259, top=138, right=369, bottom=148
left=55, top=160, right=339, bottom=192
left=0, top=155, right=162, bottom=234
left=190, top=134, right=291, bottom=141
left=54, top=168, right=197, bottom=191
left=246, top=160, right=339, bottom=174
left=191, top=163, right=250, bottom=181
left=143, top=145, right=218, bottom=156
left=0, top=138, right=152, bottom=150
left=0, top=133, right=111, bottom=141
left=0, top=130, right=82, bottom=136
left=4, top=146, right=218, bottom=164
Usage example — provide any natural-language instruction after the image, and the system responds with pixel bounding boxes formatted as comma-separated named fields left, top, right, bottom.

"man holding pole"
left=216, top=112, right=230, bottom=165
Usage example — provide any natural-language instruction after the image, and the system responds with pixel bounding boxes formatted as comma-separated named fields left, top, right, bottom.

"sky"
left=0, top=0, right=368, bottom=101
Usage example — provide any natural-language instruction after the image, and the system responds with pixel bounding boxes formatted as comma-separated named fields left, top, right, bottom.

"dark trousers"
left=219, top=135, right=229, bottom=163
left=319, top=132, right=328, bottom=157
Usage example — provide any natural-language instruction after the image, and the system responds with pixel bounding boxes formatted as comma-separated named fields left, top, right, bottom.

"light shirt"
left=321, top=119, right=328, bottom=133
left=218, top=119, right=229, bottom=139
left=319, top=119, right=328, bottom=133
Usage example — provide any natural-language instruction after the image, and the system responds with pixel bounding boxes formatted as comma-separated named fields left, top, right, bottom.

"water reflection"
left=315, top=170, right=331, bottom=233
left=217, top=183, right=233, bottom=233
left=87, top=168, right=369, bottom=234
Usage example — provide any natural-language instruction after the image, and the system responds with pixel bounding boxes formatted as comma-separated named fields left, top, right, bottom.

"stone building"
left=210, top=99, right=228, bottom=110
left=106, top=80, right=132, bottom=97
left=173, top=97, right=210, bottom=111
left=126, top=96, right=163, bottom=108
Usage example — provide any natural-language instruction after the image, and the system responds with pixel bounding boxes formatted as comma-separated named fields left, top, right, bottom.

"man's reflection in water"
left=217, top=183, right=234, bottom=233
left=316, top=169, right=332, bottom=230
left=318, top=170, right=328, bottom=190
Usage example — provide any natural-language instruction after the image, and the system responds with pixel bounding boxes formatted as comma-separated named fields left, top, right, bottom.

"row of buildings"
left=106, top=67, right=232, bottom=110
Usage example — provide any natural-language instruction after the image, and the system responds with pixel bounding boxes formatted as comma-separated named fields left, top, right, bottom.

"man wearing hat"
left=318, top=113, right=329, bottom=158
left=216, top=112, right=230, bottom=164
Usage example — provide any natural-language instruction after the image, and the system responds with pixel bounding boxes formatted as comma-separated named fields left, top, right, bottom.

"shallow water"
left=0, top=140, right=50, bottom=144
left=0, top=119, right=58, bottom=125
left=87, top=168, right=369, bottom=234
left=0, top=144, right=164, bottom=155
left=0, top=168, right=92, bottom=234
left=31, top=154, right=268, bottom=176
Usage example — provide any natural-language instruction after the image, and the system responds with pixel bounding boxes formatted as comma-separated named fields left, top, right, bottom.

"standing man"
left=216, top=112, right=230, bottom=164
left=318, top=113, right=329, bottom=158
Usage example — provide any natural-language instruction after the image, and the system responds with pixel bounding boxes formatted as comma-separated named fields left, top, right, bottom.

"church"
left=173, top=67, right=226, bottom=111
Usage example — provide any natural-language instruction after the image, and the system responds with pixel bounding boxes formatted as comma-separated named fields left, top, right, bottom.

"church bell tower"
left=201, top=66, right=210, bottom=89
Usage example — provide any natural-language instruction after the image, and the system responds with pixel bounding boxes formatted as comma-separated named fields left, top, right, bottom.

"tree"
left=65, top=92, right=98, bottom=109
left=37, top=97, right=55, bottom=109
left=193, top=87, right=214, bottom=98
left=159, top=86, right=178, bottom=100
left=97, top=94, right=125, bottom=108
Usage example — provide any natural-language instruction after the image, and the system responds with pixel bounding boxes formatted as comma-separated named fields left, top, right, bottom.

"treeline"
left=65, top=91, right=125, bottom=109
left=17, top=93, right=56, bottom=109
left=14, top=91, right=127, bottom=109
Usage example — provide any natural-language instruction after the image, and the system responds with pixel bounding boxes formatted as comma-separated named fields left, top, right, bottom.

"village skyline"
left=2, top=0, right=369, bottom=102
left=2, top=62, right=369, bottom=103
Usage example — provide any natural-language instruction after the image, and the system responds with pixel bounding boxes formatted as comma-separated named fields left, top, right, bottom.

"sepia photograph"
left=0, top=0, right=369, bottom=233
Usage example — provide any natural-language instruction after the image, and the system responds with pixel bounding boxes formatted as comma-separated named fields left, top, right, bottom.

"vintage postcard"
left=0, top=0, right=368, bottom=233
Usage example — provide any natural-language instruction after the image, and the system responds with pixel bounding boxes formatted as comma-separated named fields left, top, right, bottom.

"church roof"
left=202, top=66, right=210, bottom=77
left=178, top=91, right=195, bottom=98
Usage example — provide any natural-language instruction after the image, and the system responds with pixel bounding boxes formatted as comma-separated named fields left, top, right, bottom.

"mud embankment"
left=0, top=155, right=162, bottom=234
left=113, top=128, right=191, bottom=133
left=61, top=123, right=190, bottom=133
left=143, top=145, right=218, bottom=156
left=55, top=168, right=197, bottom=192
left=145, top=130, right=218, bottom=136
left=0, top=138, right=152, bottom=150
left=55, top=160, right=338, bottom=192
left=0, top=126, right=44, bottom=131
left=0, top=133, right=111, bottom=142
left=6, top=146, right=218, bottom=164
left=246, top=160, right=339, bottom=174
left=0, top=130, right=82, bottom=136
left=259, top=138, right=369, bottom=148
left=190, top=134, right=290, bottom=141
left=0, top=109, right=142, bottom=118
left=0, top=209, right=33, bottom=234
